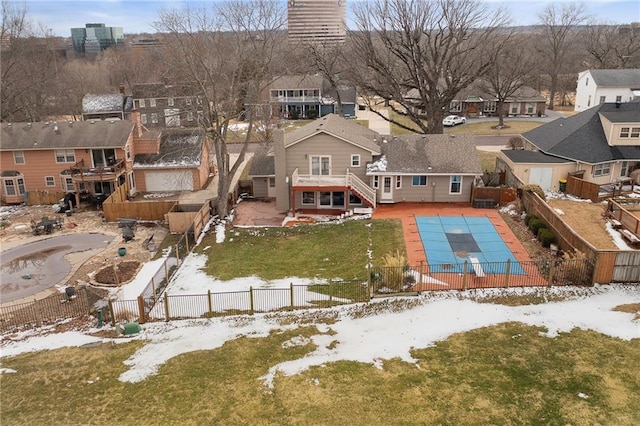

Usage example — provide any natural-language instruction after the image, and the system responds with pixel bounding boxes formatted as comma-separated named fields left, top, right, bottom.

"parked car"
left=442, top=115, right=466, bottom=126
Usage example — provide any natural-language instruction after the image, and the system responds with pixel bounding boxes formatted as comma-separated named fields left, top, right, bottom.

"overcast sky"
left=23, top=0, right=640, bottom=37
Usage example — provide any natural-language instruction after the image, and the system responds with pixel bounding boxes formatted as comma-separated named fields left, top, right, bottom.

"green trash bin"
left=123, top=322, right=141, bottom=335
left=559, top=179, right=567, bottom=192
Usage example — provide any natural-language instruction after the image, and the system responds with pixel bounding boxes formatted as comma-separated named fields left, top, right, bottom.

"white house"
left=575, top=69, right=640, bottom=112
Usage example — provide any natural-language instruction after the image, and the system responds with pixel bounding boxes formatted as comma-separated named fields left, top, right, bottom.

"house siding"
left=378, top=175, right=473, bottom=203
left=252, top=178, right=270, bottom=198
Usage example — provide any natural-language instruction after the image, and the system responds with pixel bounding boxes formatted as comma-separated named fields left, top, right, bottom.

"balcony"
left=291, top=168, right=376, bottom=207
left=270, top=95, right=321, bottom=103
left=70, top=158, right=126, bottom=182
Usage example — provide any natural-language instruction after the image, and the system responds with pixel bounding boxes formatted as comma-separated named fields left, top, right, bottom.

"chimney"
left=131, top=110, right=143, bottom=138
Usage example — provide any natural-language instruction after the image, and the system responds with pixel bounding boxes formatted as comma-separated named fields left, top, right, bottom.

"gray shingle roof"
left=588, top=69, right=640, bottom=88
left=1, top=120, right=134, bottom=151
left=285, top=114, right=381, bottom=154
left=133, top=129, right=204, bottom=168
left=501, top=149, right=574, bottom=164
left=369, top=134, right=481, bottom=175
left=522, top=102, right=640, bottom=163
left=269, top=74, right=325, bottom=90
left=248, top=149, right=275, bottom=176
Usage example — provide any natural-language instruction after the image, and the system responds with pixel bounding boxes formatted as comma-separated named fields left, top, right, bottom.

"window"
left=62, top=176, right=74, bottom=192
left=372, top=176, right=379, bottom=189
left=587, top=95, right=591, bottom=107
left=138, top=99, right=145, bottom=108
left=621, top=161, right=629, bottom=177
left=269, top=177, right=275, bottom=187
left=167, top=98, right=174, bottom=107
left=593, top=162, right=612, bottom=177
left=450, top=175, right=462, bottom=194
left=631, top=127, right=640, bottom=138
left=585, top=78, right=589, bottom=86
left=186, top=98, right=192, bottom=106
left=45, top=176, right=55, bottom=187
left=55, top=149, right=75, bottom=163
left=128, top=172, right=136, bottom=192
left=449, top=101, right=462, bottom=112
left=187, top=111, right=194, bottom=122
left=197, top=110, right=204, bottom=122
left=526, top=103, right=535, bottom=114
left=351, top=154, right=361, bottom=167
left=395, top=176, right=402, bottom=189
left=141, top=114, right=147, bottom=124
left=310, top=156, right=330, bottom=175
left=510, top=103, right=519, bottom=114
left=150, top=98, right=156, bottom=107
left=620, top=127, right=630, bottom=138
left=92, top=149, right=116, bottom=167
left=483, top=101, right=497, bottom=113
left=13, top=151, right=25, bottom=164
left=616, top=95, right=622, bottom=102
left=151, top=113, right=158, bottom=124
left=412, top=175, right=427, bottom=186
left=599, top=96, right=606, bottom=104
left=302, top=191, right=315, bottom=205
left=2, top=174, right=26, bottom=197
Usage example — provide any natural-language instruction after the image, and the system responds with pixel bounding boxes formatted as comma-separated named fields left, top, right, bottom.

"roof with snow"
left=368, top=134, right=481, bottom=175
left=522, top=102, right=640, bottom=164
left=82, top=93, right=128, bottom=113
left=133, top=129, right=204, bottom=168
left=285, top=114, right=380, bottom=154
left=0, top=120, right=134, bottom=150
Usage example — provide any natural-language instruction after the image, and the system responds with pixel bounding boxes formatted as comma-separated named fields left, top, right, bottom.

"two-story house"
left=267, top=75, right=357, bottom=120
left=574, top=69, right=640, bottom=112
left=0, top=119, right=137, bottom=205
left=497, top=101, right=640, bottom=191
left=131, top=83, right=204, bottom=129
left=249, top=114, right=482, bottom=213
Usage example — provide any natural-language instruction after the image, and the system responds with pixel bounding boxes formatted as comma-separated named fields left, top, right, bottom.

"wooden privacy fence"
left=566, top=176, right=600, bottom=202
left=26, top=190, right=66, bottom=206
left=605, top=198, right=640, bottom=237
left=0, top=287, right=91, bottom=334
left=471, top=186, right=517, bottom=207
left=521, top=190, right=640, bottom=283
left=166, top=203, right=211, bottom=238
left=102, top=199, right=178, bottom=222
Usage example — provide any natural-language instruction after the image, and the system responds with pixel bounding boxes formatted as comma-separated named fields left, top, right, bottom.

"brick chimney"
left=131, top=110, right=143, bottom=138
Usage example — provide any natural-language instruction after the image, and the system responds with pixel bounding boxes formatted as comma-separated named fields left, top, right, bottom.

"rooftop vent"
left=91, top=120, right=95, bottom=124
left=7, top=123, right=11, bottom=127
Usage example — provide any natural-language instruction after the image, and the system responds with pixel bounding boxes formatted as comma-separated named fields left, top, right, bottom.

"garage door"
left=529, top=167, right=552, bottom=191
left=145, top=171, right=193, bottom=192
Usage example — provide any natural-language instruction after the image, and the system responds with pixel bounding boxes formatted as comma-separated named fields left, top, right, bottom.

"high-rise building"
left=288, top=0, right=346, bottom=44
left=71, top=23, right=124, bottom=56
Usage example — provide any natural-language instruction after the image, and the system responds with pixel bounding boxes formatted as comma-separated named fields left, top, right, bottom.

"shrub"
left=524, top=214, right=538, bottom=226
left=528, top=218, right=547, bottom=235
left=537, top=228, right=556, bottom=247
left=522, top=184, right=546, bottom=201
left=307, top=109, right=318, bottom=119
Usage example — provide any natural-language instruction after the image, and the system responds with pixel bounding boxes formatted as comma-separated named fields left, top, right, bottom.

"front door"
left=381, top=176, right=393, bottom=202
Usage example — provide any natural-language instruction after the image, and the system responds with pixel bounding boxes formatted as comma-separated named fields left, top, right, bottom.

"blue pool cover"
left=416, top=216, right=525, bottom=275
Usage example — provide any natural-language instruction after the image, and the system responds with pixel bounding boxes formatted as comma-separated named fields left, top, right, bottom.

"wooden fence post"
left=548, top=260, right=556, bottom=287
left=462, top=261, right=468, bottom=291
left=164, top=292, right=170, bottom=321
left=137, top=295, right=146, bottom=324
left=504, top=259, right=511, bottom=288
left=185, top=232, right=190, bottom=252
left=290, top=283, right=294, bottom=310
left=108, top=299, right=117, bottom=326
left=249, top=286, right=254, bottom=314
left=207, top=289, right=213, bottom=316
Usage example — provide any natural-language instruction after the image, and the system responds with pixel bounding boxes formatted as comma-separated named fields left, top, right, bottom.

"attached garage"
left=144, top=170, right=193, bottom=192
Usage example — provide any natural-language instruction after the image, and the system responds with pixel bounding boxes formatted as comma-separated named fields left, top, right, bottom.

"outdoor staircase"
left=347, top=172, right=376, bottom=208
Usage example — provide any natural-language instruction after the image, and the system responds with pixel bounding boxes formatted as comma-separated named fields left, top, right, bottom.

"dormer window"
left=585, top=77, right=589, bottom=86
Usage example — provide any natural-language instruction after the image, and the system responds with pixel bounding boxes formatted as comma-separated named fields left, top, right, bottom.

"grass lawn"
left=196, top=219, right=404, bottom=281
left=1, top=321, right=638, bottom=425
left=445, top=120, right=544, bottom=135
left=478, top=150, right=499, bottom=172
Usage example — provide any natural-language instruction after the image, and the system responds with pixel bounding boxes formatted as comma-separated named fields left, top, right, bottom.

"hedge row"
left=525, top=215, right=557, bottom=248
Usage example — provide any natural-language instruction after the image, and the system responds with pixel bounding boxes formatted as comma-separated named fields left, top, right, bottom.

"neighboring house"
left=574, top=69, right=640, bottom=112
left=406, top=80, right=547, bottom=118
left=250, top=114, right=481, bottom=213
left=131, top=83, right=204, bottom=129
left=266, top=75, right=357, bottom=120
left=497, top=102, right=640, bottom=191
left=0, top=119, right=136, bottom=205
left=82, top=93, right=133, bottom=121
left=133, top=129, right=211, bottom=192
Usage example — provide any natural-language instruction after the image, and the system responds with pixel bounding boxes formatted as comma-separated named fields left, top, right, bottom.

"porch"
left=290, top=168, right=376, bottom=212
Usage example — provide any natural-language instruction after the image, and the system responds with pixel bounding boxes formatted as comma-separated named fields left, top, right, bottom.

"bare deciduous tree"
left=536, top=3, right=587, bottom=110
left=481, top=33, right=534, bottom=128
left=582, top=22, right=640, bottom=69
left=348, top=0, right=510, bottom=134
left=154, top=0, right=288, bottom=217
